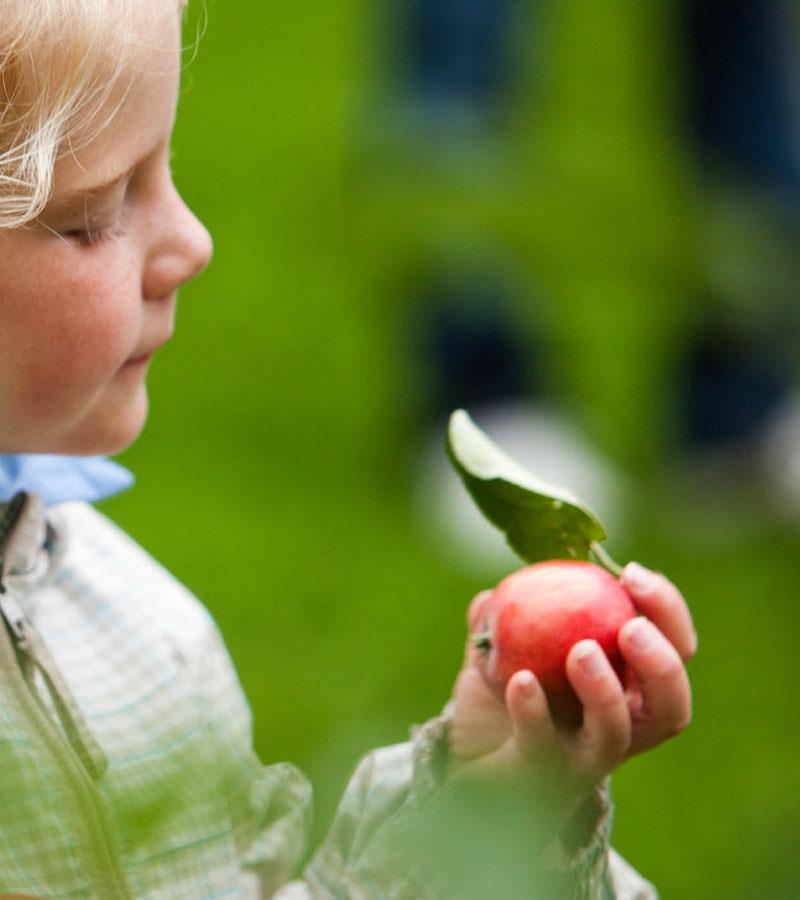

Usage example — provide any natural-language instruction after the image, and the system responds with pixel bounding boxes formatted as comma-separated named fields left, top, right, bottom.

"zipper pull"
left=0, top=491, right=33, bottom=641
left=0, top=581, right=27, bottom=641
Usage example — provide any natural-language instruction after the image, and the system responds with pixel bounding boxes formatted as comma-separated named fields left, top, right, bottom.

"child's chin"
left=58, top=396, right=150, bottom=457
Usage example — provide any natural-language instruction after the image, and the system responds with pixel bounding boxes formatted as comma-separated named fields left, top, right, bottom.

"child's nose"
left=143, top=190, right=213, bottom=301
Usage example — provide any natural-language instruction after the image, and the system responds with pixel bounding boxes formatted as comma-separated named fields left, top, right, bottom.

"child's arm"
left=271, top=563, right=692, bottom=898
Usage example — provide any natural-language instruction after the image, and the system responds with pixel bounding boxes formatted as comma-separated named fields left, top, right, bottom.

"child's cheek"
left=27, top=263, right=141, bottom=401
left=59, top=256, right=142, bottom=375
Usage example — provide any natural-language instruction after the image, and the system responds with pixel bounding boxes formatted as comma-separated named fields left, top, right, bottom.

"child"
left=0, top=1, right=695, bottom=897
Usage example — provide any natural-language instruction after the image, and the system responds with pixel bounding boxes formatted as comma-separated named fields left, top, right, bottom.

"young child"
left=0, top=2, right=695, bottom=897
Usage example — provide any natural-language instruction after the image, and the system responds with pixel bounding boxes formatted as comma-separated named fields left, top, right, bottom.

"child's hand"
left=447, top=562, right=695, bottom=811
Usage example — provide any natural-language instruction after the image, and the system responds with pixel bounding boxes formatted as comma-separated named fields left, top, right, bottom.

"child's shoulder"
left=46, top=500, right=216, bottom=646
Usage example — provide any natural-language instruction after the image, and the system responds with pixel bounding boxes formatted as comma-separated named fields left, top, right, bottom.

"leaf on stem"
left=446, top=409, right=610, bottom=566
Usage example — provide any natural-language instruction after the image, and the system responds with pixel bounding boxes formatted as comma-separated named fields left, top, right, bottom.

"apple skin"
left=472, top=560, right=637, bottom=728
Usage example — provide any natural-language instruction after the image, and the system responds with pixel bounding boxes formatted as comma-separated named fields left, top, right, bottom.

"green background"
left=104, top=2, right=799, bottom=896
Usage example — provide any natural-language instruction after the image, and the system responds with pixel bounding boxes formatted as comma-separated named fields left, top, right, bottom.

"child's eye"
left=63, top=221, right=127, bottom=248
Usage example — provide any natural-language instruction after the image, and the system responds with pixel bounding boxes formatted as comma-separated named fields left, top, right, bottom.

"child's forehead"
left=21, top=31, right=183, bottom=225
left=54, top=14, right=183, bottom=180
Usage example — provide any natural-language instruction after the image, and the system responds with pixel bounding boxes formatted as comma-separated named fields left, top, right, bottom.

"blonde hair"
left=0, top=0, right=188, bottom=229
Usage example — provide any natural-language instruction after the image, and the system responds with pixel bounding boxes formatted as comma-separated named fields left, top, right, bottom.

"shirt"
left=0, top=493, right=656, bottom=899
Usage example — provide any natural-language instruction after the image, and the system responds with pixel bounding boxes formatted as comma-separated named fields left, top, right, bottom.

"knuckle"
left=683, top=636, right=699, bottom=661
left=659, top=576, right=688, bottom=609
left=604, top=727, right=632, bottom=761
left=657, top=704, right=692, bottom=741
left=670, top=705, right=693, bottom=736
left=648, top=572, right=677, bottom=604
left=651, top=573, right=676, bottom=600
left=579, top=733, right=628, bottom=775
left=578, top=676, right=625, bottom=722
left=594, top=688, right=625, bottom=715
left=651, top=652, right=685, bottom=681
left=661, top=722, right=686, bottom=742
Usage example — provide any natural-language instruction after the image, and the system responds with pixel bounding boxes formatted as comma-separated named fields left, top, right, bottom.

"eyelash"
left=66, top=221, right=127, bottom=248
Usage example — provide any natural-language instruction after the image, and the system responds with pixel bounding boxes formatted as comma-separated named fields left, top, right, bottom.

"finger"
left=620, top=562, right=697, bottom=659
left=505, top=670, right=558, bottom=761
left=449, top=666, right=512, bottom=761
left=618, top=617, right=692, bottom=754
left=566, top=640, right=631, bottom=775
left=467, top=589, right=494, bottom=632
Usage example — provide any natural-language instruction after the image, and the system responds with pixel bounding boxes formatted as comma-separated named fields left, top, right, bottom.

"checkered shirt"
left=0, top=498, right=655, bottom=898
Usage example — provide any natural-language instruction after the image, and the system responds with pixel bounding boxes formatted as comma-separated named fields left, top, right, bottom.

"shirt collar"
left=0, top=454, right=134, bottom=506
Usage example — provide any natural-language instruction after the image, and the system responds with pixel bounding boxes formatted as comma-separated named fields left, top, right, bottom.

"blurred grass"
left=100, top=1, right=800, bottom=897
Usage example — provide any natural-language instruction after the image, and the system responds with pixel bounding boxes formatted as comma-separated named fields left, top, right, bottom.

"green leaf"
left=446, top=409, right=613, bottom=567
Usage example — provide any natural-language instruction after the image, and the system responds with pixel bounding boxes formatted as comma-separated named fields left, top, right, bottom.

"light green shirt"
left=0, top=497, right=655, bottom=898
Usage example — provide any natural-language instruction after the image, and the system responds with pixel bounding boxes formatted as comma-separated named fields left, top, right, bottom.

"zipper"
left=0, top=496, right=133, bottom=898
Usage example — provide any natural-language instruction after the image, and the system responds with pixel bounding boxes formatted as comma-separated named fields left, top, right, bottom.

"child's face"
left=0, top=10, right=212, bottom=455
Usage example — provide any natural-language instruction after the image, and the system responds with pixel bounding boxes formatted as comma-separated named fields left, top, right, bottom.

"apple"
left=472, top=560, right=636, bottom=728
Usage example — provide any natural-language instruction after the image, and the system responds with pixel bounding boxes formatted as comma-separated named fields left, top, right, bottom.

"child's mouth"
left=123, top=351, right=154, bottom=368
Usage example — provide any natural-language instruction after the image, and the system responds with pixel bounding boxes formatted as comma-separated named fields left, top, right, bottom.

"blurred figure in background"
left=679, top=1, right=800, bottom=517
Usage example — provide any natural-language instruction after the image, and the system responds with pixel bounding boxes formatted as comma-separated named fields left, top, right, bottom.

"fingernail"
left=516, top=670, right=537, bottom=698
left=625, top=617, right=658, bottom=652
left=622, top=561, right=657, bottom=595
left=574, top=641, right=605, bottom=679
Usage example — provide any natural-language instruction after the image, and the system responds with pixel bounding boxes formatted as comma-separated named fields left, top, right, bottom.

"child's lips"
left=124, top=351, right=154, bottom=367
left=124, top=332, right=173, bottom=367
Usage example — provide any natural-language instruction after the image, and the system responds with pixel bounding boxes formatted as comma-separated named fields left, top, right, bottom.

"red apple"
left=472, top=560, right=636, bottom=728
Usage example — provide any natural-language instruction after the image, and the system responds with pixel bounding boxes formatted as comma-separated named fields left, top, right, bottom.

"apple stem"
left=590, top=542, right=624, bottom=577
left=472, top=631, right=492, bottom=654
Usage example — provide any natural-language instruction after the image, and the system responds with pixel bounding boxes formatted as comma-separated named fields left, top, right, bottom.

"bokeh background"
left=106, top=1, right=799, bottom=896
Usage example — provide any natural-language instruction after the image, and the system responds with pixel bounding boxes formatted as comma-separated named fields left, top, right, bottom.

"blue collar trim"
left=0, top=454, right=134, bottom=506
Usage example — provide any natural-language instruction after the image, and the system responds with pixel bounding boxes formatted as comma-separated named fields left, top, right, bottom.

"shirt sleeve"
left=195, top=615, right=654, bottom=899
left=270, top=710, right=658, bottom=900
left=195, top=621, right=313, bottom=897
